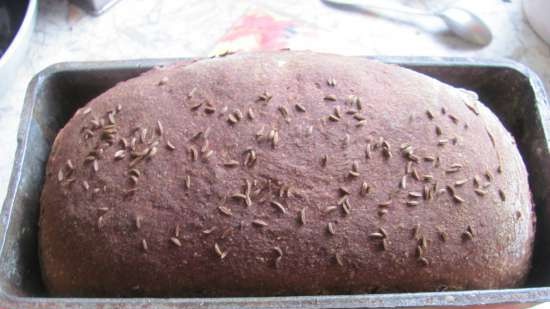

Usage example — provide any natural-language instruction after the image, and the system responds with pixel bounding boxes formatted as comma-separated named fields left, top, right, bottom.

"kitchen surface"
left=0, top=0, right=549, bottom=204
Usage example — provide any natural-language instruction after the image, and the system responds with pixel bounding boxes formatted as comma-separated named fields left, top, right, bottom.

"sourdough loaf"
left=39, top=51, right=535, bottom=296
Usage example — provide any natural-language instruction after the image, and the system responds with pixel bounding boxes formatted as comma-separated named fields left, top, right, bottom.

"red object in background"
left=214, top=10, right=296, bottom=53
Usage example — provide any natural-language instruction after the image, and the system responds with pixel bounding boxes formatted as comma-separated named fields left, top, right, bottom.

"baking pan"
left=1, top=57, right=550, bottom=308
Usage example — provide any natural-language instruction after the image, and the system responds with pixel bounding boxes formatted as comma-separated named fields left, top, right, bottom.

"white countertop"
left=0, top=0, right=549, bottom=206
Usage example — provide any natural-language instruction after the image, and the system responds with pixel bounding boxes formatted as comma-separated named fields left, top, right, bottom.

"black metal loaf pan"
left=1, top=57, right=550, bottom=308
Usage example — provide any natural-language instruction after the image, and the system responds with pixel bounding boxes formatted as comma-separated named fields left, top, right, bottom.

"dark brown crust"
left=39, top=51, right=535, bottom=297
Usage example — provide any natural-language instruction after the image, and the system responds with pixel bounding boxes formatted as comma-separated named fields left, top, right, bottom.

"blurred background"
left=0, top=0, right=549, bottom=205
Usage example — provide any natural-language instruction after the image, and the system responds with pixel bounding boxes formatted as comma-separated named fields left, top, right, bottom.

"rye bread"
left=39, top=51, right=535, bottom=296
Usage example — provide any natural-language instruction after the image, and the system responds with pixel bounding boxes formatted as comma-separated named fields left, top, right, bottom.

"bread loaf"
left=39, top=51, right=535, bottom=297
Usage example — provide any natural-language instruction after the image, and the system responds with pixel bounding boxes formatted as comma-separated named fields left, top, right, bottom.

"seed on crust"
left=426, top=110, right=434, bottom=119
left=278, top=106, right=289, bottom=118
left=411, top=168, right=420, bottom=181
left=412, top=224, right=421, bottom=239
left=336, top=195, right=349, bottom=206
left=203, top=150, right=214, bottom=159
left=214, top=243, right=228, bottom=259
left=190, top=101, right=203, bottom=111
left=223, top=160, right=240, bottom=167
left=247, top=107, right=255, bottom=120
left=327, top=222, right=336, bottom=235
left=299, top=208, right=306, bottom=225
left=423, top=174, right=433, bottom=182
left=473, top=175, right=481, bottom=187
left=272, top=130, right=279, bottom=148
left=446, top=185, right=456, bottom=196
left=66, top=160, right=74, bottom=170
left=356, top=120, right=367, bottom=127
left=204, top=105, right=216, bottom=114
left=306, top=125, right=314, bottom=136
left=338, top=186, right=350, bottom=196
left=423, top=185, right=432, bottom=200
left=271, top=201, right=287, bottom=214
left=218, top=206, right=233, bottom=216
left=382, top=147, right=392, bottom=159
left=342, top=201, right=351, bottom=215
left=360, top=182, right=370, bottom=196
left=438, top=139, right=448, bottom=146
left=452, top=194, right=465, bottom=204
left=438, top=230, right=447, bottom=242
left=82, top=107, right=92, bottom=115
left=186, top=87, right=197, bottom=99
left=184, top=175, right=191, bottom=190
left=335, top=253, right=344, bottom=267
left=406, top=161, right=413, bottom=174
left=257, top=91, right=272, bottom=103
left=380, top=239, right=388, bottom=251
left=462, top=231, right=474, bottom=241
left=57, top=169, right=64, bottom=182
left=228, top=113, right=239, bottom=124
left=369, top=232, right=385, bottom=239
left=448, top=114, right=459, bottom=124
left=423, top=156, right=435, bottom=162
left=445, top=167, right=460, bottom=174
left=416, top=245, right=424, bottom=258
left=334, top=106, right=342, bottom=119
left=365, top=144, right=372, bottom=159
left=252, top=219, right=268, bottom=227
left=233, top=109, right=243, bottom=121
left=273, top=246, right=283, bottom=258
left=419, top=236, right=428, bottom=250
left=128, top=169, right=140, bottom=179
left=454, top=179, right=468, bottom=187
left=135, top=216, right=142, bottom=229
left=498, top=189, right=506, bottom=201
left=202, top=227, right=217, bottom=234
left=485, top=170, right=493, bottom=181
left=418, top=257, right=429, bottom=267
left=114, top=150, right=126, bottom=160
left=129, top=175, right=139, bottom=186
left=170, top=237, right=182, bottom=247
left=82, top=180, right=90, bottom=191
left=378, top=227, right=387, bottom=238
left=232, top=193, right=251, bottom=207
left=165, top=140, right=176, bottom=150
left=156, top=120, right=164, bottom=136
